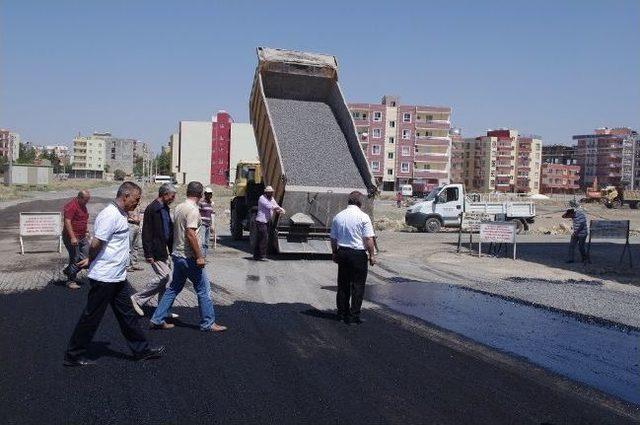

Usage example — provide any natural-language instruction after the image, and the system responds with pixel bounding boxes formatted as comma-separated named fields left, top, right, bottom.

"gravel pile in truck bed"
left=266, top=98, right=366, bottom=189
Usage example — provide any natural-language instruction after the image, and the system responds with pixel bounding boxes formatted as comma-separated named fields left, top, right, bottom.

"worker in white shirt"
left=330, top=191, right=376, bottom=324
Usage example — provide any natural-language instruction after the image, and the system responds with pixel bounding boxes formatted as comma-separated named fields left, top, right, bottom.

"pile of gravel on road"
left=266, top=98, right=365, bottom=189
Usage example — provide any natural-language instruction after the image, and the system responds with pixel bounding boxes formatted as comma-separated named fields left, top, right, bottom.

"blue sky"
left=2, top=0, right=639, bottom=151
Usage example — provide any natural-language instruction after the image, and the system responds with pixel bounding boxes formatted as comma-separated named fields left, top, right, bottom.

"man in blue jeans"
left=150, top=181, right=227, bottom=332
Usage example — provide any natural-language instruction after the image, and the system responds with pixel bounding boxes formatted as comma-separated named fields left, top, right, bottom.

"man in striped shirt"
left=563, top=200, right=588, bottom=263
left=198, top=187, right=215, bottom=257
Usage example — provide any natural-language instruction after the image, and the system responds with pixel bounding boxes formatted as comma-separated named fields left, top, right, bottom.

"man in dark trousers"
left=330, top=191, right=376, bottom=324
left=253, top=185, right=285, bottom=261
left=63, top=182, right=164, bottom=366
left=130, top=183, right=177, bottom=317
left=62, top=190, right=91, bottom=289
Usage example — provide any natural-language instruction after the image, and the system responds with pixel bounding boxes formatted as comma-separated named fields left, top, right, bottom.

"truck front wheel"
left=630, top=202, right=638, bottom=209
left=424, top=217, right=441, bottom=233
left=230, top=207, right=244, bottom=240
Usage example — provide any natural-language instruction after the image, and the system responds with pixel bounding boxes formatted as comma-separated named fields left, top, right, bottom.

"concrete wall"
left=177, top=121, right=212, bottom=185
left=229, top=123, right=258, bottom=184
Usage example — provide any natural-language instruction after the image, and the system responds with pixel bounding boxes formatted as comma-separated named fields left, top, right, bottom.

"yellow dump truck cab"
left=230, top=161, right=264, bottom=240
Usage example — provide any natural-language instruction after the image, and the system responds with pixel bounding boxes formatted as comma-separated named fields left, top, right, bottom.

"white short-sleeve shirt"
left=88, top=203, right=131, bottom=282
left=330, top=205, right=375, bottom=250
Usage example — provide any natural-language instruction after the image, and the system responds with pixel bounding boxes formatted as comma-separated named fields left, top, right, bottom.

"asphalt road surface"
left=0, top=193, right=637, bottom=424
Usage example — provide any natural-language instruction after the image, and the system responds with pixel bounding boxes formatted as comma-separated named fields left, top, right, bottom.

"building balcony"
left=413, top=169, right=448, bottom=178
left=415, top=121, right=450, bottom=130
left=414, top=136, right=450, bottom=146
left=414, top=154, right=449, bottom=163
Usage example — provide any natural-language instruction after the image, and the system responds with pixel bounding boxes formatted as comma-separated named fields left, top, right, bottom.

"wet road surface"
left=367, top=279, right=640, bottom=404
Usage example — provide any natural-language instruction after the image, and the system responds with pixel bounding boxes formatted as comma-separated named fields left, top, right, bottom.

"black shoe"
left=565, top=260, right=574, bottom=264
left=336, top=312, right=346, bottom=321
left=343, top=316, right=351, bottom=325
left=63, top=356, right=96, bottom=367
left=134, top=346, right=165, bottom=361
left=351, top=316, right=364, bottom=324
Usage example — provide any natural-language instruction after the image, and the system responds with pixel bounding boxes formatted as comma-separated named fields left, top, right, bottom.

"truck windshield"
left=424, top=187, right=442, bottom=201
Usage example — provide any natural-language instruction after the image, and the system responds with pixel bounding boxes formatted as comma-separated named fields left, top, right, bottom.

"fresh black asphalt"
left=0, top=283, right=634, bottom=425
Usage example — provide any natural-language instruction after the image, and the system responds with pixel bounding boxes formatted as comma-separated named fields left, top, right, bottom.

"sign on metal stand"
left=479, top=221, right=517, bottom=260
left=587, top=220, right=632, bottom=267
left=457, top=212, right=493, bottom=253
left=19, top=212, right=63, bottom=255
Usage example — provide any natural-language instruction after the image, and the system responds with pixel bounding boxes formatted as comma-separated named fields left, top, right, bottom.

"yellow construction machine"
left=230, top=161, right=264, bottom=239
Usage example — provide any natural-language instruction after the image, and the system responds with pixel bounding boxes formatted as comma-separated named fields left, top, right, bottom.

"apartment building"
left=72, top=132, right=146, bottom=178
left=542, top=144, right=576, bottom=166
left=211, top=111, right=232, bottom=186
left=0, top=129, right=20, bottom=161
left=449, top=128, right=464, bottom=184
left=229, top=123, right=259, bottom=183
left=461, top=129, right=542, bottom=194
left=71, top=134, right=106, bottom=178
left=540, top=163, right=580, bottom=194
left=168, top=133, right=179, bottom=175
left=573, top=127, right=638, bottom=189
left=349, top=95, right=452, bottom=192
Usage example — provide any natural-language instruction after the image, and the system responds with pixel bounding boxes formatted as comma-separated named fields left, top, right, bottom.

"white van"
left=401, top=184, right=413, bottom=197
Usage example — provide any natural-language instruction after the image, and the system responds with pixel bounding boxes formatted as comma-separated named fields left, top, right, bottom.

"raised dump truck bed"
left=249, top=47, right=376, bottom=254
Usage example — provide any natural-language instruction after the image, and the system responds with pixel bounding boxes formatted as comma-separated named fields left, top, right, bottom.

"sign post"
left=479, top=221, right=517, bottom=260
left=587, top=220, right=632, bottom=267
left=458, top=212, right=494, bottom=253
left=19, top=212, right=63, bottom=255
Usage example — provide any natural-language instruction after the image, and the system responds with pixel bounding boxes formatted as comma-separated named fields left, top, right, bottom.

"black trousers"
left=254, top=222, right=269, bottom=259
left=336, top=248, right=368, bottom=318
left=65, top=279, right=149, bottom=359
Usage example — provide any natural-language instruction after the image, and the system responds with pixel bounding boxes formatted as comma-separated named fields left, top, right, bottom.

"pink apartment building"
left=349, top=95, right=452, bottom=192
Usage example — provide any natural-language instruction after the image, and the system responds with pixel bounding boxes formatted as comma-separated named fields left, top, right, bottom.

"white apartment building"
left=72, top=135, right=106, bottom=178
left=175, top=121, right=213, bottom=185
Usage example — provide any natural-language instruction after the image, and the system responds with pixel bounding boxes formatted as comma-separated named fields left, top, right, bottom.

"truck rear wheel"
left=424, top=218, right=441, bottom=233
left=230, top=207, right=244, bottom=240
left=630, top=202, right=638, bottom=209
left=612, top=199, right=622, bottom=209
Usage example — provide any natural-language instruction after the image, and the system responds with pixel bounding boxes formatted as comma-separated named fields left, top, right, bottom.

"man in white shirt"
left=330, top=191, right=376, bottom=324
left=63, top=182, right=164, bottom=366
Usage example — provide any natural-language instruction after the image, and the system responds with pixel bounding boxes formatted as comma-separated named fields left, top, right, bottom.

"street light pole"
left=7, top=136, right=13, bottom=186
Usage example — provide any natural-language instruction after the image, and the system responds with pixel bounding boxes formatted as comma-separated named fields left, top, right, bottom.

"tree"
left=133, top=155, right=144, bottom=176
left=17, top=143, right=36, bottom=164
left=114, top=169, right=126, bottom=181
left=155, top=150, right=171, bottom=175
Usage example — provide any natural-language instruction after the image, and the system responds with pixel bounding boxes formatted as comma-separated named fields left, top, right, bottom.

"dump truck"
left=230, top=160, right=264, bottom=240
left=248, top=47, right=377, bottom=254
left=601, top=186, right=640, bottom=209
left=405, top=183, right=536, bottom=233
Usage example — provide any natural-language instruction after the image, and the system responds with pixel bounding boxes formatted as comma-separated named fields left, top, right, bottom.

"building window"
left=372, top=145, right=381, bottom=155
left=402, top=129, right=410, bottom=139
left=373, top=112, right=382, bottom=122
left=388, top=152, right=394, bottom=159
left=401, top=162, right=409, bottom=172
left=371, top=161, right=380, bottom=171
left=387, top=169, right=393, bottom=176
left=401, top=146, right=410, bottom=156
left=372, top=128, right=382, bottom=138
left=389, top=137, right=395, bottom=144
left=403, top=113, right=411, bottom=123
left=390, top=121, right=395, bottom=128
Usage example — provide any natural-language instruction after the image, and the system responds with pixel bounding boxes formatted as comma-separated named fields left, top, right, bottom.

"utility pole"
left=7, top=136, right=13, bottom=186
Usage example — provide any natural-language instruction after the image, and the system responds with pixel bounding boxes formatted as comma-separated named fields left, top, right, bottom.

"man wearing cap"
left=130, top=183, right=178, bottom=316
left=562, top=199, right=589, bottom=264
left=199, top=187, right=215, bottom=257
left=254, top=185, right=285, bottom=261
left=330, top=191, right=376, bottom=324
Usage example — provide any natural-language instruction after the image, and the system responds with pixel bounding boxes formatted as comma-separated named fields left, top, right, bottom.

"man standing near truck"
left=62, top=190, right=91, bottom=290
left=199, top=187, right=215, bottom=256
left=253, top=186, right=285, bottom=261
left=330, top=191, right=376, bottom=324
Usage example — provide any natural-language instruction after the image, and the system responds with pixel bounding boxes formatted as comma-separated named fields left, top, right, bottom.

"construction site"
left=1, top=42, right=639, bottom=424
